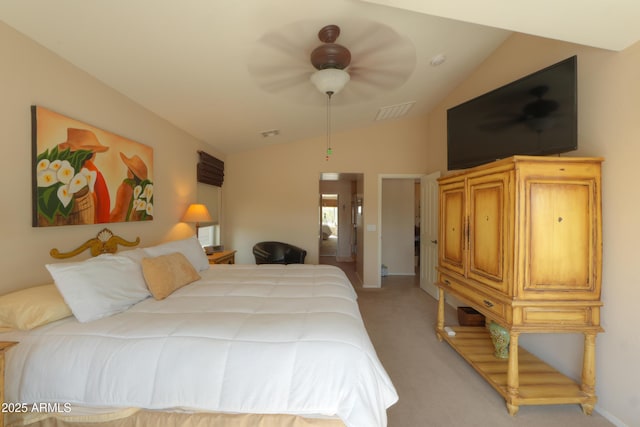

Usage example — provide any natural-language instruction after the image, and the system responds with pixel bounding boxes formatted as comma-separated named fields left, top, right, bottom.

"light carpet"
left=326, top=261, right=613, bottom=427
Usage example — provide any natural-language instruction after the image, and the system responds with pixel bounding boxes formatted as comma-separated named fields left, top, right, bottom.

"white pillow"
left=144, top=236, right=209, bottom=272
left=46, top=254, right=150, bottom=323
left=119, top=248, right=148, bottom=264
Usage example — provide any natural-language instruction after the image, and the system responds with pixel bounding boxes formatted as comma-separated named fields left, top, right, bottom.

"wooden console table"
left=435, top=299, right=598, bottom=415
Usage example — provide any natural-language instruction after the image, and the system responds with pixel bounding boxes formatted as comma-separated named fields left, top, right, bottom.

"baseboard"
left=595, top=405, right=629, bottom=427
left=384, top=272, right=417, bottom=276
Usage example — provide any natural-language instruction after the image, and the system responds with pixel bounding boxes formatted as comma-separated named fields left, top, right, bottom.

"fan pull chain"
left=326, top=91, right=333, bottom=161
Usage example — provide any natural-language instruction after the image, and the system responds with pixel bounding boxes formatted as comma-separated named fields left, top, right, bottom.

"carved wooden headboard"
left=50, top=228, right=140, bottom=259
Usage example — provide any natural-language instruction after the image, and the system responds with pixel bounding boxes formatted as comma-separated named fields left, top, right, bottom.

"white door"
left=420, top=171, right=440, bottom=299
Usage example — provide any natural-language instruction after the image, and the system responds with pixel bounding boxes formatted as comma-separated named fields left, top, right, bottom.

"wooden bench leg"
left=506, top=331, right=520, bottom=416
left=580, top=332, right=597, bottom=415
left=435, top=288, right=445, bottom=342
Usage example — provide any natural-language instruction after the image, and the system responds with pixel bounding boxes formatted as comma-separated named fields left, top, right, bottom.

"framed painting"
left=31, top=106, right=154, bottom=227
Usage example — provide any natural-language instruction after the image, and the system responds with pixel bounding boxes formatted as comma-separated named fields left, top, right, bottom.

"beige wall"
left=0, top=22, right=223, bottom=293
left=426, top=33, right=640, bottom=426
left=224, top=115, right=429, bottom=286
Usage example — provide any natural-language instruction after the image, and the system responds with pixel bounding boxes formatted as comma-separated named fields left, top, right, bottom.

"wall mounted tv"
left=447, top=55, right=577, bottom=170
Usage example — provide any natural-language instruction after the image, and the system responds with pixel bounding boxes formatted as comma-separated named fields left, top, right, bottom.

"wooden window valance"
left=197, top=151, right=224, bottom=187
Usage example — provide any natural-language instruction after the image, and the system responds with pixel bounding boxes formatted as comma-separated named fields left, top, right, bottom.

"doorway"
left=378, top=173, right=438, bottom=289
left=319, top=173, right=364, bottom=283
left=320, top=194, right=338, bottom=257
left=380, top=177, right=419, bottom=277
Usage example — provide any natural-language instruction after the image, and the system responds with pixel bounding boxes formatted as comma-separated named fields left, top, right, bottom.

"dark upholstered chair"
left=253, top=241, right=307, bottom=265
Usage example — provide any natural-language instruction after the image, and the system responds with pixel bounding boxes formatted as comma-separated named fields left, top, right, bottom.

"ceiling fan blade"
left=247, top=20, right=319, bottom=98
left=343, top=21, right=407, bottom=55
left=257, top=72, right=312, bottom=93
left=331, top=84, right=373, bottom=105
left=349, top=66, right=413, bottom=90
left=345, top=23, right=415, bottom=94
left=253, top=21, right=313, bottom=62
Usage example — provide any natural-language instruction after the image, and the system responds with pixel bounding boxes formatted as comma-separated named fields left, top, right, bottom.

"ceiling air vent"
left=375, top=101, right=415, bottom=121
left=260, top=129, right=280, bottom=138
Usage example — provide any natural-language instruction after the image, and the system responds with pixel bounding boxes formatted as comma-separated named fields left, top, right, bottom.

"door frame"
left=377, top=174, right=425, bottom=287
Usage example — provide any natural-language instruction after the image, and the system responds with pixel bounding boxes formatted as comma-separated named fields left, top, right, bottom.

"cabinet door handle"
left=483, top=299, right=494, bottom=308
left=443, top=279, right=451, bottom=286
left=465, top=216, right=470, bottom=249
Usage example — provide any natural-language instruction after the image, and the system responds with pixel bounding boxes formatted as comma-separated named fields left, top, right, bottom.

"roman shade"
left=197, top=150, right=224, bottom=187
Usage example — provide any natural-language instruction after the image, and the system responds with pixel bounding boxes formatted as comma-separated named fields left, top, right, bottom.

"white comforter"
left=4, top=264, right=398, bottom=427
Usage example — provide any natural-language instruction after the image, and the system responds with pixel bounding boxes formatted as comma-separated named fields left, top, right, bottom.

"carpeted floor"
left=323, top=259, right=614, bottom=427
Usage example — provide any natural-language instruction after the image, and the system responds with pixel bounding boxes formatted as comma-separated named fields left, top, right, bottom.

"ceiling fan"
left=310, top=25, right=351, bottom=71
left=247, top=20, right=416, bottom=105
left=309, top=25, right=352, bottom=96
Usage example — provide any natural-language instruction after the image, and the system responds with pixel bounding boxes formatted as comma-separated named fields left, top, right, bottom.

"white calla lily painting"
left=32, top=106, right=154, bottom=227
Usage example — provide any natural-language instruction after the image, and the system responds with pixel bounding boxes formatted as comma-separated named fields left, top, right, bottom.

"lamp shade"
left=181, top=204, right=213, bottom=223
left=310, top=68, right=350, bottom=95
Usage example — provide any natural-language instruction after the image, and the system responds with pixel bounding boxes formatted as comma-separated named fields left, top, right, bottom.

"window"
left=197, top=182, right=221, bottom=247
left=197, top=224, right=220, bottom=247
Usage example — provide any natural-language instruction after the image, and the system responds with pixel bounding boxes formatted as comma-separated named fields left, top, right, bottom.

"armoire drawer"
left=515, top=305, right=601, bottom=328
left=439, top=274, right=506, bottom=321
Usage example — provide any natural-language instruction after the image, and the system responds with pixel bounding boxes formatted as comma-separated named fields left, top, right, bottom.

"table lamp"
left=181, top=203, right=212, bottom=236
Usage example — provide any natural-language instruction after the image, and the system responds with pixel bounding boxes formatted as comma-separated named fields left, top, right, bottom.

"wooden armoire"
left=434, top=155, right=603, bottom=415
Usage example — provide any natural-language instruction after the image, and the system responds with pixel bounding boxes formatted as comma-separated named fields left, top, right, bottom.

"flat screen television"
left=447, top=56, right=577, bottom=170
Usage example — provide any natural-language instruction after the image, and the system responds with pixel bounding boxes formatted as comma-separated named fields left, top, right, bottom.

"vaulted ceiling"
left=2, top=0, right=639, bottom=154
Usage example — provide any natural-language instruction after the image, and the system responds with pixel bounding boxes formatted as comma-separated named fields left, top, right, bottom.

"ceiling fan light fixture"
left=310, top=68, right=350, bottom=96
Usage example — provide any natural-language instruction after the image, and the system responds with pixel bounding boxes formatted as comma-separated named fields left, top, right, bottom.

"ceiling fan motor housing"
left=311, top=25, right=351, bottom=70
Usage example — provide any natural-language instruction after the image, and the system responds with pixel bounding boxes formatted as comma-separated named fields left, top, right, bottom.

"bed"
left=0, top=230, right=397, bottom=427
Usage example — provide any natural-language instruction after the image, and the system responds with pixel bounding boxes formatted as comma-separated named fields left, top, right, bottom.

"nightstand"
left=208, top=250, right=236, bottom=265
left=1, top=342, right=18, bottom=427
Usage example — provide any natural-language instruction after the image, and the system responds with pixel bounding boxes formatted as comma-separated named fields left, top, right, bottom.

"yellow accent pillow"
left=142, top=252, right=201, bottom=300
left=0, top=284, right=72, bottom=330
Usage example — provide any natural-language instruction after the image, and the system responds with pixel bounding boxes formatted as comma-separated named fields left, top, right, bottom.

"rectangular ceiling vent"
left=260, top=129, right=280, bottom=138
left=375, top=101, right=416, bottom=122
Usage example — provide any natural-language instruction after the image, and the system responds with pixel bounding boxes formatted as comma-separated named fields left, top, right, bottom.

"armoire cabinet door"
left=521, top=174, right=601, bottom=300
left=467, top=171, right=511, bottom=294
left=439, top=180, right=465, bottom=276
